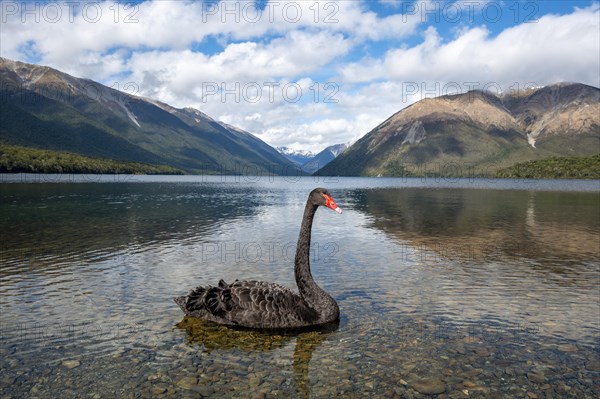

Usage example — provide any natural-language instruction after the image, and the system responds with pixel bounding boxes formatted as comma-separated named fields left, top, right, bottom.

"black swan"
left=174, top=188, right=342, bottom=329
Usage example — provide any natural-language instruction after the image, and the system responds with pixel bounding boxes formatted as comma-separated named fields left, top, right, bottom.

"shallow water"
left=1, top=176, right=599, bottom=398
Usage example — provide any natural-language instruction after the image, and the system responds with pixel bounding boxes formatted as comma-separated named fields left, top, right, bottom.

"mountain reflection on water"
left=0, top=183, right=264, bottom=266
left=351, top=187, right=600, bottom=262
left=347, top=187, right=600, bottom=345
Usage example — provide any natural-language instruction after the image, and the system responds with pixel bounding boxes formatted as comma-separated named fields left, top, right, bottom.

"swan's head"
left=311, top=188, right=342, bottom=214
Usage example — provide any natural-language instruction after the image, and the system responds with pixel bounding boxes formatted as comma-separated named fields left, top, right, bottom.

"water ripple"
left=1, top=179, right=598, bottom=398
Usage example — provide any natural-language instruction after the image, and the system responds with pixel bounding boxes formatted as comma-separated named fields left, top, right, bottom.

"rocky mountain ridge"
left=0, top=57, right=299, bottom=175
left=317, top=83, right=599, bottom=176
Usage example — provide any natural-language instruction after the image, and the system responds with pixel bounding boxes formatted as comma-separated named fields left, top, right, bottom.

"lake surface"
left=1, top=175, right=599, bottom=398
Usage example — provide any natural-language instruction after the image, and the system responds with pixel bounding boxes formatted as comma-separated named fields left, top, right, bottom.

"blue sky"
left=1, top=0, right=599, bottom=152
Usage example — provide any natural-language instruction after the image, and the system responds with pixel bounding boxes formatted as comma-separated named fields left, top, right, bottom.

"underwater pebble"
left=461, top=368, right=482, bottom=378
left=527, top=371, right=545, bottom=384
left=462, top=380, right=478, bottom=388
left=150, top=384, right=168, bottom=395
left=248, top=374, right=262, bottom=388
left=176, top=376, right=198, bottom=390
left=445, top=376, right=463, bottom=385
left=474, top=346, right=490, bottom=357
left=1, top=376, right=16, bottom=386
left=412, top=377, right=446, bottom=395
left=558, top=344, right=577, bottom=352
left=586, top=360, right=600, bottom=372
left=62, top=360, right=80, bottom=369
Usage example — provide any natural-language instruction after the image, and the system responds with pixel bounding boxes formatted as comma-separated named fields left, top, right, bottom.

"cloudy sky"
left=2, top=0, right=599, bottom=152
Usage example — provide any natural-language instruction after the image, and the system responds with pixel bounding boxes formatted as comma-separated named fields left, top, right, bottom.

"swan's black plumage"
left=174, top=188, right=342, bottom=329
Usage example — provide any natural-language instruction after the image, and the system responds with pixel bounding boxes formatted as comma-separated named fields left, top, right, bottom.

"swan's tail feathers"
left=175, top=281, right=234, bottom=318
left=173, top=296, right=187, bottom=312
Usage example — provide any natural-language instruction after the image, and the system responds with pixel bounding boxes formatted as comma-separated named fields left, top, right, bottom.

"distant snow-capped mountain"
left=301, top=143, right=349, bottom=174
left=276, top=146, right=316, bottom=166
left=276, top=144, right=350, bottom=174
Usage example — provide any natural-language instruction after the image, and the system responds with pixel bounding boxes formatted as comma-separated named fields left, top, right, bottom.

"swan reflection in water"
left=175, top=316, right=339, bottom=398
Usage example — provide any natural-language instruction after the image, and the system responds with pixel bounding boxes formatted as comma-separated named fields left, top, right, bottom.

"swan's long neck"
left=294, top=200, right=339, bottom=322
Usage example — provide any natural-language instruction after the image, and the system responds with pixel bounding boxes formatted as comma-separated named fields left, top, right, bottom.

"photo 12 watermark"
left=200, top=81, right=339, bottom=104
left=400, top=0, right=539, bottom=24
left=0, top=320, right=147, bottom=347
left=198, top=240, right=340, bottom=264
left=0, top=172, right=142, bottom=184
left=1, top=1, right=140, bottom=24
left=195, top=160, right=339, bottom=184
left=398, top=319, right=541, bottom=343
left=200, top=1, right=339, bottom=24
left=397, top=241, right=529, bottom=264
left=1, top=80, right=140, bottom=107
left=399, top=81, right=542, bottom=103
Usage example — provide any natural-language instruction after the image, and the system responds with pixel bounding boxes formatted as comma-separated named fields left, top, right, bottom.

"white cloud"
left=123, top=29, right=351, bottom=107
left=0, top=1, right=420, bottom=73
left=0, top=1, right=598, bottom=153
left=340, top=5, right=600, bottom=90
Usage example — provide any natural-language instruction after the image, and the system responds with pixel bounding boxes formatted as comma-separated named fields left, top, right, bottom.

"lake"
left=1, top=175, right=599, bottom=398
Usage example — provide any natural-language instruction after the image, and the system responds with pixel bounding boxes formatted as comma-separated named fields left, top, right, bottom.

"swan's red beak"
left=323, top=194, right=342, bottom=214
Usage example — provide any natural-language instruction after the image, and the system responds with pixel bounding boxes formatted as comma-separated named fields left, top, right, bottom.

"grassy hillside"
left=0, top=58, right=302, bottom=175
left=0, top=144, right=183, bottom=174
left=317, top=120, right=536, bottom=177
left=495, top=154, right=600, bottom=179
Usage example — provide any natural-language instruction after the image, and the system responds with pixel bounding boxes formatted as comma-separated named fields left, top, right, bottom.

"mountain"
left=277, top=144, right=348, bottom=173
left=276, top=146, right=315, bottom=166
left=301, top=143, right=349, bottom=174
left=0, top=58, right=299, bottom=175
left=316, top=83, right=600, bottom=176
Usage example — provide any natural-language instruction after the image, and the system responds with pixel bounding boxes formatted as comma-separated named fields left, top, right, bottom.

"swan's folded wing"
left=229, top=280, right=299, bottom=311
left=228, top=280, right=319, bottom=326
